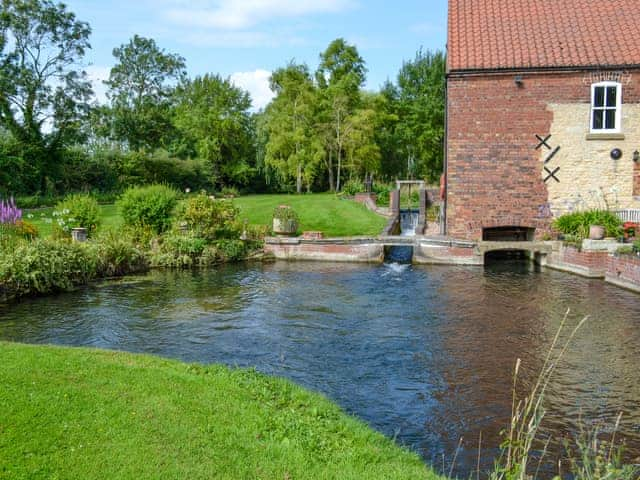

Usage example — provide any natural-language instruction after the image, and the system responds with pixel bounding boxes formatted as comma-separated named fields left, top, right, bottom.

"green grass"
left=25, top=204, right=122, bottom=237
left=0, top=342, right=444, bottom=480
left=234, top=194, right=387, bottom=237
left=23, top=194, right=387, bottom=238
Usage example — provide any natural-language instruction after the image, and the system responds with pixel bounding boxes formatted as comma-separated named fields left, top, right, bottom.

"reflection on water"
left=1, top=260, right=640, bottom=477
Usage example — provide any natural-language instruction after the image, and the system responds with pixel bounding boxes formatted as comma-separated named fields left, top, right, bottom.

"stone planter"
left=589, top=225, right=605, bottom=240
left=71, top=227, right=88, bottom=243
left=273, top=218, right=298, bottom=236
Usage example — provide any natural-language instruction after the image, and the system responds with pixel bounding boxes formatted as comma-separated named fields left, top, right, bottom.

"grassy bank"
left=24, top=194, right=387, bottom=239
left=0, top=342, right=443, bottom=480
left=25, top=204, right=122, bottom=237
left=234, top=194, right=387, bottom=237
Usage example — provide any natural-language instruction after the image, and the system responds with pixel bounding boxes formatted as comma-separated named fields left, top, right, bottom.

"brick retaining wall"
left=547, top=243, right=640, bottom=292
left=606, top=253, right=640, bottom=292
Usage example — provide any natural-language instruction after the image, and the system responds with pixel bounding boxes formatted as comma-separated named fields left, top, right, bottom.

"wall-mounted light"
left=634, top=150, right=639, bottom=162
left=611, top=148, right=623, bottom=160
left=514, top=75, right=524, bottom=87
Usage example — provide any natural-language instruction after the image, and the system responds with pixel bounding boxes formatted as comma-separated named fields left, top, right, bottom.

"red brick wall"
left=446, top=69, right=640, bottom=240
left=607, top=254, right=640, bottom=286
left=557, top=245, right=608, bottom=271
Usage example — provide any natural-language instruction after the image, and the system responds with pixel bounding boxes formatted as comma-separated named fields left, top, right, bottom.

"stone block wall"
left=446, top=69, right=640, bottom=241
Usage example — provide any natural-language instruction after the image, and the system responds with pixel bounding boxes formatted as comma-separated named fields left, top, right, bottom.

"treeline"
left=0, top=0, right=445, bottom=197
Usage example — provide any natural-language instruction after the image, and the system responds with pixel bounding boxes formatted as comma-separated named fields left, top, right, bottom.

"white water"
left=400, top=210, right=419, bottom=237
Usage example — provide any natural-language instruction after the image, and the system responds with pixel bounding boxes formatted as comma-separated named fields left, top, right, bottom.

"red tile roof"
left=448, top=0, right=640, bottom=72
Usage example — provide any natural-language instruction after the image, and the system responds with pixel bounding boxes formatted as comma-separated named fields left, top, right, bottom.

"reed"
left=487, top=312, right=638, bottom=480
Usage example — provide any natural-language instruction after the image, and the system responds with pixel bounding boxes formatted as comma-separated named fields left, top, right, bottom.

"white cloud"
left=180, top=31, right=294, bottom=48
left=410, top=21, right=445, bottom=36
left=86, top=65, right=111, bottom=104
left=230, top=69, right=274, bottom=111
left=163, top=0, right=356, bottom=30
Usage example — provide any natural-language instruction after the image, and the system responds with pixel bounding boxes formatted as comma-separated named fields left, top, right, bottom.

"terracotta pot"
left=588, top=225, right=605, bottom=240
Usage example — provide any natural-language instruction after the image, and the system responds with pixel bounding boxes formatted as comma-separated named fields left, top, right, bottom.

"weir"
left=384, top=208, right=420, bottom=263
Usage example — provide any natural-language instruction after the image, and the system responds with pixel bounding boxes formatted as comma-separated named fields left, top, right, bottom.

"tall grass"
left=488, top=312, right=638, bottom=480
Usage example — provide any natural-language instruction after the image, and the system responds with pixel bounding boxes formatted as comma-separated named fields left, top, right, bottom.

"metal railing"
left=614, top=209, right=640, bottom=223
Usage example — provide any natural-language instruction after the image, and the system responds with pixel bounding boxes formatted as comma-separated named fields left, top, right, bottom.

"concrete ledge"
left=545, top=260, right=605, bottom=278
left=476, top=241, right=553, bottom=255
left=605, top=274, right=640, bottom=293
left=414, top=243, right=483, bottom=265
left=581, top=239, right=620, bottom=252
left=264, top=237, right=384, bottom=263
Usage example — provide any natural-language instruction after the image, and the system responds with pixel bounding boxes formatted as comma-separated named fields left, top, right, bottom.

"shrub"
left=0, top=240, right=97, bottom=299
left=273, top=205, right=299, bottom=223
left=373, top=183, right=392, bottom=207
left=177, top=194, right=240, bottom=241
left=117, top=184, right=178, bottom=233
left=616, top=245, right=634, bottom=255
left=215, top=239, right=247, bottom=261
left=149, top=233, right=208, bottom=268
left=219, top=186, right=239, bottom=198
left=341, top=180, right=365, bottom=196
left=53, top=193, right=101, bottom=238
left=14, top=220, right=38, bottom=240
left=117, top=150, right=212, bottom=191
left=91, top=231, right=149, bottom=277
left=553, top=210, right=623, bottom=239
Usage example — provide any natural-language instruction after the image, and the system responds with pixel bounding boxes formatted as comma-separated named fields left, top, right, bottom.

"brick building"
left=445, top=0, right=640, bottom=241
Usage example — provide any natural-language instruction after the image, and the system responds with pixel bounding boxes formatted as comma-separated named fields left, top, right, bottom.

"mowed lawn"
left=0, top=342, right=444, bottom=480
left=25, top=194, right=387, bottom=238
left=25, top=204, right=121, bottom=237
left=235, top=194, right=387, bottom=237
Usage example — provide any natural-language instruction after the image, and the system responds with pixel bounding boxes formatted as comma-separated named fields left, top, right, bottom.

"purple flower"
left=0, top=196, right=22, bottom=225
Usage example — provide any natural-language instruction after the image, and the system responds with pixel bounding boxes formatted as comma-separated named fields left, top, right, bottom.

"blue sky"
left=66, top=0, right=448, bottom=109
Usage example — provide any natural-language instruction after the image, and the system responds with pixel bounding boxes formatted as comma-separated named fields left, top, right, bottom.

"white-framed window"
left=590, top=81, right=622, bottom=133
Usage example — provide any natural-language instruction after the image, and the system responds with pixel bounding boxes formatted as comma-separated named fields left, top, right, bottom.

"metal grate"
left=614, top=209, right=640, bottom=222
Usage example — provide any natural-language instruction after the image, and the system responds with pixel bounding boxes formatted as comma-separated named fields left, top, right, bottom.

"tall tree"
left=0, top=0, right=92, bottom=191
left=395, top=49, right=446, bottom=181
left=173, top=74, right=255, bottom=188
left=105, top=35, right=185, bottom=151
left=343, top=92, right=387, bottom=182
left=262, top=62, right=323, bottom=193
left=316, top=38, right=367, bottom=191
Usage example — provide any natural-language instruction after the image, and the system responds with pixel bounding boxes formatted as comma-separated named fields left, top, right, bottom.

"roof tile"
left=448, top=0, right=640, bottom=72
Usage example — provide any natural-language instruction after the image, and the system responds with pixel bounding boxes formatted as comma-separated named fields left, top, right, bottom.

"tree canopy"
left=104, top=35, right=186, bottom=151
left=0, top=0, right=92, bottom=190
left=0, top=1, right=447, bottom=197
left=173, top=74, right=255, bottom=188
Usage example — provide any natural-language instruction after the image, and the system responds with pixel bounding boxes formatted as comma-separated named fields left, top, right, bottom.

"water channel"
left=1, top=260, right=639, bottom=477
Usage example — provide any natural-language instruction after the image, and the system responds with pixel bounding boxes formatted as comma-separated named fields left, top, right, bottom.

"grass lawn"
left=24, top=194, right=387, bottom=238
left=235, top=194, right=387, bottom=237
left=0, top=342, right=444, bottom=480
left=25, top=204, right=122, bottom=238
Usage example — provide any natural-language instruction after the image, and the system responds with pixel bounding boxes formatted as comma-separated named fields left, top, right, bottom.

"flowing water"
left=1, top=261, right=640, bottom=477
